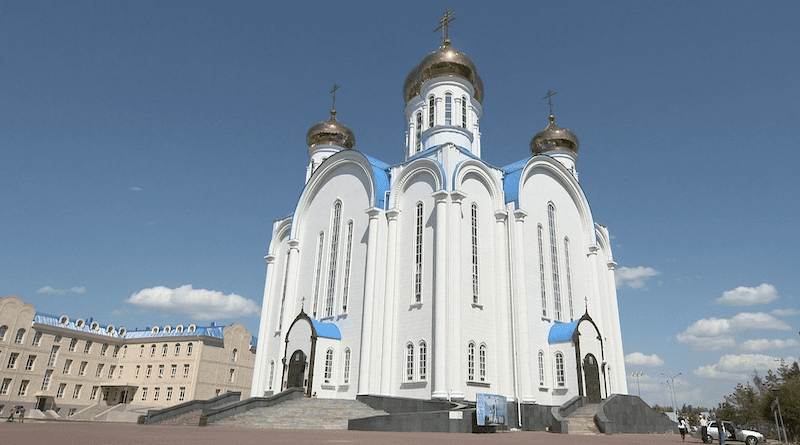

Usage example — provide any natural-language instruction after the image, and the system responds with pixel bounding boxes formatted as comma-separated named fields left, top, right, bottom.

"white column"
left=251, top=254, right=276, bottom=397
left=380, top=209, right=400, bottom=395
left=512, top=209, right=535, bottom=402
left=277, top=239, right=301, bottom=390
left=493, top=210, right=513, bottom=399
left=358, top=208, right=381, bottom=395
left=448, top=191, right=465, bottom=400
left=432, top=190, right=449, bottom=399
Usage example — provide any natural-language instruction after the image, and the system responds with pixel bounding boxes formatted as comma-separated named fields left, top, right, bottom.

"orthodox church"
left=251, top=16, right=627, bottom=407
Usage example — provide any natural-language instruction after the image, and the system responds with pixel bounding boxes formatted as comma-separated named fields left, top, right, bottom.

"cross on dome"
left=543, top=90, right=557, bottom=116
left=330, top=84, right=339, bottom=112
left=433, top=10, right=455, bottom=45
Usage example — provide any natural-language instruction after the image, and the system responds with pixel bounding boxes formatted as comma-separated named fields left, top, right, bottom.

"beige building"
left=0, top=295, right=255, bottom=418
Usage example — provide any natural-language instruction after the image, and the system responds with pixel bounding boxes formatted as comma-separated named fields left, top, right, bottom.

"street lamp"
left=662, top=372, right=682, bottom=415
left=772, top=389, right=787, bottom=443
left=631, top=372, right=643, bottom=397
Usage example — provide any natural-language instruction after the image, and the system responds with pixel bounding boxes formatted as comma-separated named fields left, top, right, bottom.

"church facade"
left=251, top=29, right=627, bottom=407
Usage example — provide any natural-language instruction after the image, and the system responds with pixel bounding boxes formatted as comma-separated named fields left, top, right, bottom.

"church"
left=250, top=14, right=628, bottom=408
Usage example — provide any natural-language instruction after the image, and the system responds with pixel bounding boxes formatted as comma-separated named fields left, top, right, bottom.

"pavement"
left=0, top=421, right=703, bottom=445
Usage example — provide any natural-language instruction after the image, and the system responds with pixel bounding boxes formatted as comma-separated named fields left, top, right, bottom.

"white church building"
left=251, top=21, right=627, bottom=407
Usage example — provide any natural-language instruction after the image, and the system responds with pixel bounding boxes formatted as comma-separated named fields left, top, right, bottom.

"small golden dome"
left=306, top=110, right=355, bottom=150
left=403, top=41, right=484, bottom=104
left=530, top=115, right=579, bottom=155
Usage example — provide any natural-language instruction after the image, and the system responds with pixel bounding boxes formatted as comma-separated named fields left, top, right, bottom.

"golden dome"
left=403, top=41, right=484, bottom=103
left=530, top=115, right=579, bottom=155
left=306, top=110, right=355, bottom=150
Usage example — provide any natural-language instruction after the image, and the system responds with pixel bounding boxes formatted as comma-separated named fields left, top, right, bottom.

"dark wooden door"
left=286, top=349, right=307, bottom=389
left=584, top=353, right=601, bottom=403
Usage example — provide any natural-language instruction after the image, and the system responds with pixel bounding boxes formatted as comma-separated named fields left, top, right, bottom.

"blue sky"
left=2, top=1, right=798, bottom=409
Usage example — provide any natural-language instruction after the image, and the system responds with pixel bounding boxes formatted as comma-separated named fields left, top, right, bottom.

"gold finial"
left=433, top=10, right=456, bottom=45
left=330, top=84, right=340, bottom=114
left=543, top=90, right=557, bottom=116
left=301, top=297, right=306, bottom=311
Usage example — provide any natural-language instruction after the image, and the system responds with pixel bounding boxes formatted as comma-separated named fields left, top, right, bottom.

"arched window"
left=343, top=348, right=351, bottom=384
left=538, top=350, right=545, bottom=386
left=564, top=237, right=574, bottom=320
left=69, top=338, right=77, bottom=351
left=471, top=203, right=480, bottom=304
left=342, top=220, right=354, bottom=313
left=428, top=95, right=435, bottom=127
left=324, top=349, right=334, bottom=383
left=268, top=360, right=275, bottom=390
left=406, top=343, right=414, bottom=381
left=479, top=344, right=487, bottom=382
left=414, top=202, right=424, bottom=303
left=548, top=204, right=562, bottom=321
left=444, top=93, right=452, bottom=125
left=162, top=344, right=168, bottom=357
left=538, top=224, right=547, bottom=317
left=461, top=96, right=467, bottom=128
left=418, top=341, right=427, bottom=380
left=174, top=343, right=181, bottom=356
left=555, top=352, right=565, bottom=387
left=0, top=325, right=7, bottom=341
left=187, top=343, right=193, bottom=356
left=150, top=344, right=156, bottom=357
left=467, top=342, right=476, bottom=381
left=231, top=349, right=238, bottom=362
left=415, top=111, right=422, bottom=153
left=139, top=345, right=145, bottom=357
left=14, top=328, right=25, bottom=344
left=326, top=201, right=342, bottom=317
left=312, top=231, right=325, bottom=317
left=101, top=344, right=108, bottom=355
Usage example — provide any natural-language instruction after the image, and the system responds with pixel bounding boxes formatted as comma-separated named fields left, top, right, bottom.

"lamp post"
left=662, top=372, right=681, bottom=415
left=631, top=371, right=643, bottom=397
left=772, top=389, right=787, bottom=443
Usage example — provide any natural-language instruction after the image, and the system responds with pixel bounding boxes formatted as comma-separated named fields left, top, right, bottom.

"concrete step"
left=212, top=397, right=385, bottom=430
left=567, top=404, right=602, bottom=435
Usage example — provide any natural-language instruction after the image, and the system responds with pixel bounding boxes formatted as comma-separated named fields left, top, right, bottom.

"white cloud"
left=694, top=353, right=799, bottom=381
left=740, top=338, right=799, bottom=352
left=625, top=352, right=665, bottom=367
left=129, top=186, right=143, bottom=192
left=716, top=283, right=779, bottom=307
left=694, top=365, right=746, bottom=380
left=615, top=266, right=660, bottom=289
left=37, top=286, right=86, bottom=296
left=676, top=312, right=791, bottom=350
left=127, top=285, right=260, bottom=320
left=772, top=308, right=799, bottom=317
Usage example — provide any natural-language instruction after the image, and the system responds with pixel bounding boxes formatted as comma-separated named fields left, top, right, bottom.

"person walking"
left=679, top=418, right=688, bottom=442
left=700, top=415, right=708, bottom=443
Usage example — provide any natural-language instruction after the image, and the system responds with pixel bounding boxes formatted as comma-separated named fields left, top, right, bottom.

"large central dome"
left=403, top=40, right=484, bottom=104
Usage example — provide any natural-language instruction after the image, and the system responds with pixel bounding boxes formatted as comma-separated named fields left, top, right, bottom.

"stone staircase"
left=155, top=409, right=203, bottom=426
left=567, top=403, right=602, bottom=435
left=212, top=397, right=386, bottom=430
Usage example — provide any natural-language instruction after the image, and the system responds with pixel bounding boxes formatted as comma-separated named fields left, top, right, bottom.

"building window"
left=72, top=384, right=82, bottom=399
left=68, top=338, right=77, bottom=352
left=25, top=355, right=36, bottom=371
left=141, top=387, right=148, bottom=401
left=32, top=331, right=42, bottom=346
left=471, top=203, right=480, bottom=304
left=231, top=349, right=238, bottom=362
left=113, top=345, right=120, bottom=357
left=14, top=328, right=25, bottom=344
left=555, top=352, right=565, bottom=387
left=538, top=224, right=547, bottom=317
left=269, top=361, right=275, bottom=390
left=548, top=204, right=562, bottom=321
left=0, top=325, right=6, bottom=341
left=342, top=220, right=354, bottom=312
left=153, top=387, right=160, bottom=401
left=158, top=365, right=164, bottom=378
left=461, top=96, right=467, bottom=128
left=135, top=365, right=140, bottom=378
left=150, top=344, right=156, bottom=357
left=343, top=348, right=351, bottom=384
left=62, top=359, right=72, bottom=374
left=414, top=202, right=424, bottom=303
left=139, top=345, right=144, bottom=357
left=428, top=95, right=435, bottom=127
left=83, top=341, right=92, bottom=353
left=7, top=353, right=18, bottom=369
left=78, top=361, right=87, bottom=376
left=406, top=343, right=414, bottom=381
left=162, top=344, right=168, bottom=357
left=179, top=387, right=186, bottom=401
left=174, top=343, right=181, bottom=356
left=145, top=365, right=152, bottom=378
left=0, top=379, right=11, bottom=395
left=564, top=237, right=574, bottom=320
left=324, top=349, right=333, bottom=383
left=187, top=343, right=193, bottom=356
left=166, top=387, right=173, bottom=401
left=479, top=344, right=487, bottom=382
left=415, top=111, right=422, bottom=153
left=171, top=364, right=177, bottom=378
left=467, top=342, right=475, bottom=381
left=54, top=334, right=61, bottom=343
left=90, top=386, right=99, bottom=400
left=56, top=383, right=66, bottom=398
left=326, top=201, right=342, bottom=318
left=419, top=341, right=427, bottom=380
left=96, top=364, right=104, bottom=377
left=445, top=93, right=452, bottom=125
left=313, top=231, right=325, bottom=317
left=41, top=370, right=52, bottom=391
left=278, top=251, right=290, bottom=329
left=118, top=366, right=123, bottom=378
left=101, top=343, right=108, bottom=355
left=538, top=351, right=545, bottom=386
left=109, top=365, right=117, bottom=379
left=48, top=346, right=59, bottom=366
left=183, top=364, right=190, bottom=377
left=229, top=368, right=235, bottom=383
left=18, top=380, right=29, bottom=396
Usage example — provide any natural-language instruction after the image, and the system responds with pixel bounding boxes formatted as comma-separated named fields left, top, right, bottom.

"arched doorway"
left=584, top=353, right=601, bottom=403
left=286, top=349, right=307, bottom=389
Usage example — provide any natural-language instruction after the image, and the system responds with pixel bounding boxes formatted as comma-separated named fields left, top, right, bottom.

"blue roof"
left=364, top=154, right=391, bottom=209
left=501, top=158, right=529, bottom=209
left=548, top=319, right=579, bottom=343
left=311, top=319, right=341, bottom=340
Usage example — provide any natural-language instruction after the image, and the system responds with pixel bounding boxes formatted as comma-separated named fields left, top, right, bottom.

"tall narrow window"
left=312, top=232, right=325, bottom=317
left=467, top=342, right=475, bottom=381
left=342, top=221, right=354, bottom=312
left=461, top=96, right=467, bottom=128
left=415, top=112, right=422, bottom=153
left=32, top=331, right=42, bottom=346
left=555, top=352, right=565, bottom=387
left=41, top=369, right=53, bottom=390
left=418, top=341, right=427, bottom=380
left=268, top=360, right=275, bottom=390
left=278, top=251, right=290, bottom=329
left=538, top=351, right=545, bottom=386
left=343, top=348, right=351, bottom=384
left=444, top=93, right=452, bottom=125
left=324, top=349, right=334, bottom=383
left=48, top=346, right=59, bottom=366
left=548, top=204, right=562, bottom=321
left=25, top=355, right=35, bottom=371
left=406, top=343, right=414, bottom=381
left=471, top=203, right=480, bottom=304
left=479, top=344, right=487, bottom=382
left=538, top=225, right=547, bottom=317
left=564, top=237, right=574, bottom=320
left=428, top=95, right=435, bottom=127
left=0, top=325, right=6, bottom=341
left=326, top=202, right=342, bottom=317
left=414, top=202, right=424, bottom=303
left=14, top=328, right=25, bottom=344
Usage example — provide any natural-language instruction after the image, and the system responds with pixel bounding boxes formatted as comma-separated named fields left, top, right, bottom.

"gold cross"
left=331, top=84, right=339, bottom=111
left=543, top=90, right=557, bottom=115
left=433, top=10, right=456, bottom=45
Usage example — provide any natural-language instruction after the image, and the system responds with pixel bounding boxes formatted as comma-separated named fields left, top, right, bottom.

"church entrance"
left=286, top=349, right=307, bottom=389
left=584, top=353, right=601, bottom=403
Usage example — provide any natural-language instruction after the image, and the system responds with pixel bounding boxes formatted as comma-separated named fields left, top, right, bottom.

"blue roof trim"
left=364, top=154, right=391, bottom=210
left=548, top=319, right=579, bottom=343
left=501, top=157, right=530, bottom=209
left=311, top=319, right=341, bottom=340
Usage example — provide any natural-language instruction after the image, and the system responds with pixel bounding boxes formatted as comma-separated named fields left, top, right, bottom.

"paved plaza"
left=0, top=421, right=697, bottom=445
